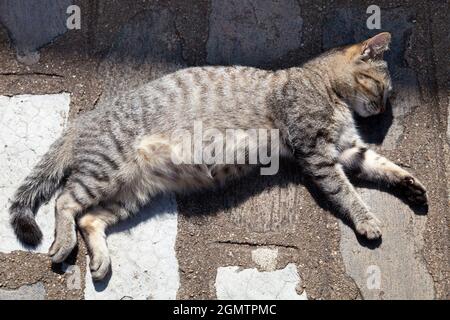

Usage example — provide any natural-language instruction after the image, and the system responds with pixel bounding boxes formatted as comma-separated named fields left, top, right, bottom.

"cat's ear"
left=360, top=32, right=391, bottom=60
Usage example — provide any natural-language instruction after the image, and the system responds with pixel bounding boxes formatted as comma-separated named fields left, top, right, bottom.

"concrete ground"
left=0, top=0, right=448, bottom=300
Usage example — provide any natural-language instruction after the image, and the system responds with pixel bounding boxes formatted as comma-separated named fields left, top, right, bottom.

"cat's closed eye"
left=356, top=73, right=383, bottom=97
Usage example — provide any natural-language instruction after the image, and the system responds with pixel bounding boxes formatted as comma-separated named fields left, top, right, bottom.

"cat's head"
left=331, top=32, right=393, bottom=117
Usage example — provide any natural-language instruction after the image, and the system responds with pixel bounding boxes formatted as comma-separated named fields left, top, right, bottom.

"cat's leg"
left=49, top=190, right=85, bottom=263
left=49, top=171, right=117, bottom=263
left=303, top=158, right=382, bottom=239
left=77, top=203, right=125, bottom=280
left=339, top=146, right=427, bottom=205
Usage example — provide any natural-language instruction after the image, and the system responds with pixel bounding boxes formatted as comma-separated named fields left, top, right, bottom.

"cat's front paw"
left=400, top=176, right=427, bottom=206
left=90, top=252, right=111, bottom=281
left=355, top=215, right=382, bottom=240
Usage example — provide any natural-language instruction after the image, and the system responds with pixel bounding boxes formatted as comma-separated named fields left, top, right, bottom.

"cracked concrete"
left=0, top=0, right=448, bottom=300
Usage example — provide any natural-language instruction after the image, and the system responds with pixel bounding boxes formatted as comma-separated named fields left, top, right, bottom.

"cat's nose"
left=379, top=104, right=386, bottom=113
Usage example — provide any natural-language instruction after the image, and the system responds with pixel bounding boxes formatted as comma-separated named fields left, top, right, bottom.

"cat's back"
left=71, top=65, right=288, bottom=149
left=137, top=65, right=286, bottom=130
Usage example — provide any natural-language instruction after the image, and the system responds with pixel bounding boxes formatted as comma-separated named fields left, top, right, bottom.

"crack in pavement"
left=212, top=240, right=298, bottom=250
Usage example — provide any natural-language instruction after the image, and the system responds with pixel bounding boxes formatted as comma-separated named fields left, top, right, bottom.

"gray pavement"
left=0, top=0, right=448, bottom=300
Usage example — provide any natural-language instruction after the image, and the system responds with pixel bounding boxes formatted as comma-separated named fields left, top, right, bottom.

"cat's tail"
left=9, top=134, right=72, bottom=247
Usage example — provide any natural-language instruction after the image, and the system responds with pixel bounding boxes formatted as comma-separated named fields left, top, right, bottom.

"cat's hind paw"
left=356, top=215, right=382, bottom=240
left=400, top=176, right=428, bottom=206
left=48, top=229, right=77, bottom=263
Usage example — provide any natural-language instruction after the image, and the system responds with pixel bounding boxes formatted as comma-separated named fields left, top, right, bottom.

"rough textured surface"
left=0, top=0, right=71, bottom=63
left=207, top=0, right=303, bottom=67
left=0, top=282, right=46, bottom=300
left=215, top=264, right=307, bottom=300
left=0, top=0, right=448, bottom=300
left=251, top=248, right=279, bottom=271
left=84, top=195, right=179, bottom=300
left=96, top=6, right=185, bottom=104
left=176, top=167, right=359, bottom=300
left=0, top=94, right=70, bottom=253
left=339, top=190, right=434, bottom=299
left=0, top=250, right=86, bottom=300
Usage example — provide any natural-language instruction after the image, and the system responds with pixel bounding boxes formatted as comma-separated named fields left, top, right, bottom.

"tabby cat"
left=10, top=32, right=427, bottom=280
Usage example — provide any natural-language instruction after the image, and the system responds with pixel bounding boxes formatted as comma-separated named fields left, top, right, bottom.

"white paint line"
left=215, top=263, right=307, bottom=300
left=84, top=194, right=180, bottom=300
left=0, top=94, right=70, bottom=253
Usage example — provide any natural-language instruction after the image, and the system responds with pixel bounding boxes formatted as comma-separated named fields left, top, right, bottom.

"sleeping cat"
left=9, top=32, right=427, bottom=280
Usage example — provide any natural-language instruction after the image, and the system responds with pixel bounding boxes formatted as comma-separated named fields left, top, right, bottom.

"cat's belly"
left=130, top=133, right=290, bottom=193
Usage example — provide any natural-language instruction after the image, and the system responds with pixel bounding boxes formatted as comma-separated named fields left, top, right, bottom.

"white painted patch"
left=84, top=194, right=180, bottom=300
left=215, top=263, right=307, bottom=300
left=0, top=282, right=46, bottom=300
left=0, top=94, right=70, bottom=253
left=251, top=247, right=278, bottom=271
